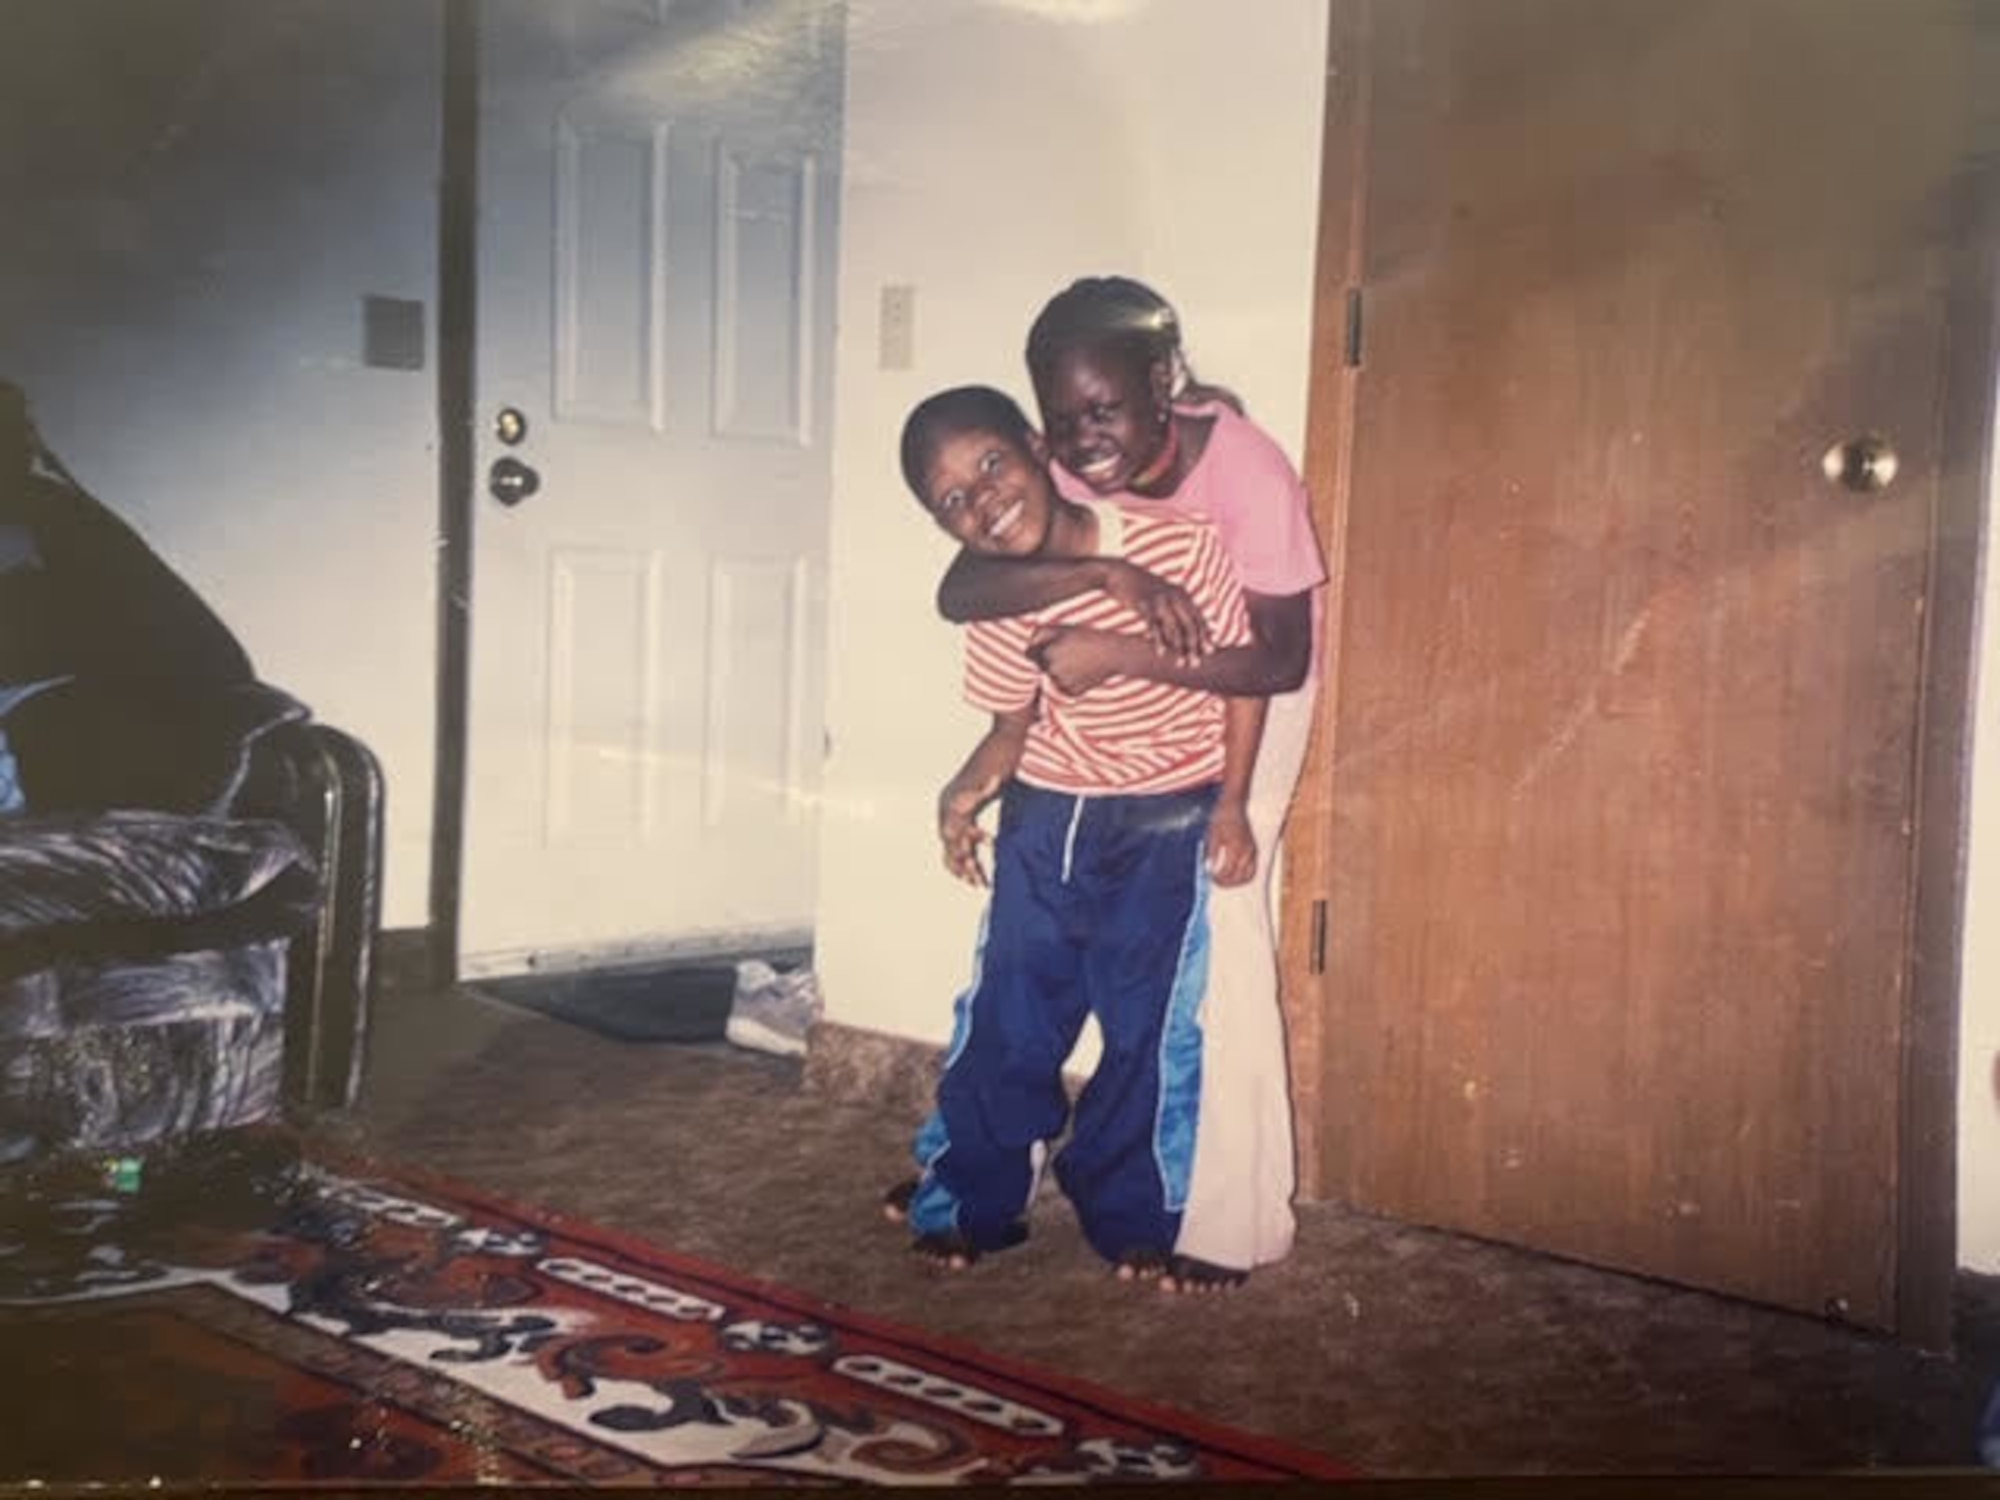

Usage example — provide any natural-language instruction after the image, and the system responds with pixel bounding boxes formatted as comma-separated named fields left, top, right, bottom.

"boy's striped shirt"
left=965, top=505, right=1250, bottom=796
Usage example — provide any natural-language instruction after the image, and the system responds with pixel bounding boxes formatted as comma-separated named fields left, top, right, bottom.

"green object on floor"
left=103, top=1156, right=143, bottom=1194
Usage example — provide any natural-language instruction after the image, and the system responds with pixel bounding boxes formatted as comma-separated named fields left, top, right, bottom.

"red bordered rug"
left=0, top=1146, right=1355, bottom=1486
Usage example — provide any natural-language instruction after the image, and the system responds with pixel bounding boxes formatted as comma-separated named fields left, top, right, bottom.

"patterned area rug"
left=0, top=1146, right=1353, bottom=1485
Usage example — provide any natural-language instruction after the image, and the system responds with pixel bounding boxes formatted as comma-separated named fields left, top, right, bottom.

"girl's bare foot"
left=1160, top=1253, right=1248, bottom=1294
left=882, top=1178, right=917, bottom=1223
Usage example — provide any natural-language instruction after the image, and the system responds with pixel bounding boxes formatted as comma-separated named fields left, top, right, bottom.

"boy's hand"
left=1102, top=560, right=1211, bottom=663
left=1207, top=802, right=1258, bottom=887
left=1026, top=624, right=1120, bottom=696
left=938, top=777, right=995, bottom=887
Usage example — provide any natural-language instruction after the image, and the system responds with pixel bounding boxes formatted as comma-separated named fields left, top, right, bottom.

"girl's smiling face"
left=1033, top=344, right=1173, bottom=495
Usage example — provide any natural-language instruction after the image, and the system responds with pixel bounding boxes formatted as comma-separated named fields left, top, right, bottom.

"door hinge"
left=1344, top=287, right=1365, bottom=368
left=1310, top=898, right=1328, bottom=974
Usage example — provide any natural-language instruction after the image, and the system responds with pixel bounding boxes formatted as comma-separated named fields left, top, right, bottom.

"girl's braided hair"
left=1024, top=276, right=1243, bottom=414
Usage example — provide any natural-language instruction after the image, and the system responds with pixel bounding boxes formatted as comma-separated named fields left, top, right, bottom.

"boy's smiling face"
left=916, top=424, right=1058, bottom=557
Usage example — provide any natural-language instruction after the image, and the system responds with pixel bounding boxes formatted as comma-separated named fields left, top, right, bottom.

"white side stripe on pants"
left=1060, top=795, right=1087, bottom=884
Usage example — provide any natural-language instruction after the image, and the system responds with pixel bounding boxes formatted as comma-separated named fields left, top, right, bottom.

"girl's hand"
left=1101, top=560, right=1211, bottom=663
left=1026, top=624, right=1121, bottom=696
left=1206, top=802, right=1258, bottom=887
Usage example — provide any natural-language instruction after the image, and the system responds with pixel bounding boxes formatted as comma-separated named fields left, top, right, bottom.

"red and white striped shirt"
left=965, top=506, right=1251, bottom=795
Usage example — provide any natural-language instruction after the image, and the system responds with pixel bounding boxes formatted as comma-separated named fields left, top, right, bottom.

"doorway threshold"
left=466, top=940, right=814, bottom=1045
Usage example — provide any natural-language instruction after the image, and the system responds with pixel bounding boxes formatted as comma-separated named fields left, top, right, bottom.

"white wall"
left=812, top=0, right=1331, bottom=1049
left=1957, top=372, right=2000, bottom=1270
left=0, top=1, right=441, bottom=928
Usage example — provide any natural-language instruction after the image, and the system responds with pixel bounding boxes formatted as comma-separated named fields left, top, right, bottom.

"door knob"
left=489, top=456, right=541, bottom=507
left=1821, top=435, right=1898, bottom=493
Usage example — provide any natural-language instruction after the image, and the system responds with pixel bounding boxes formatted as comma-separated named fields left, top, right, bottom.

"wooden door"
left=1288, top=0, right=1997, bottom=1337
left=461, top=0, right=842, bottom=976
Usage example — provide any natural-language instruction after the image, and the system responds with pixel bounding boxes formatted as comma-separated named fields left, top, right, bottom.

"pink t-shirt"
left=1052, top=400, right=1328, bottom=600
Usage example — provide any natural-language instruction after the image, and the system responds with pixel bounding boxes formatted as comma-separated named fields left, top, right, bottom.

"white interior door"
left=461, top=0, right=841, bottom=976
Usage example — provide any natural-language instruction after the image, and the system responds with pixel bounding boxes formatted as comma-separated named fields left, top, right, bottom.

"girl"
left=936, top=276, right=1327, bottom=1292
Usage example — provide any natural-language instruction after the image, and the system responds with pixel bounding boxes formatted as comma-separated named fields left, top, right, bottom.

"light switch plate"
left=363, top=295, right=426, bottom=372
left=879, top=284, right=915, bottom=371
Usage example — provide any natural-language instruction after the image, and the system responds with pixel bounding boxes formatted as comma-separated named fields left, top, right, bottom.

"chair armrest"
left=234, top=721, right=384, bottom=1111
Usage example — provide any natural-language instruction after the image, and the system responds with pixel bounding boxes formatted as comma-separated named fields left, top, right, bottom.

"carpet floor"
left=275, top=947, right=2000, bottom=1480
left=0, top=1139, right=1348, bottom=1485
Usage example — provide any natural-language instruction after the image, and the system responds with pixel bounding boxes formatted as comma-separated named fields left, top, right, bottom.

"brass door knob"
left=1821, top=435, right=1898, bottom=493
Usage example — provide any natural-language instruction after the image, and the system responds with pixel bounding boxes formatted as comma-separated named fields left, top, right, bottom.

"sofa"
left=0, top=710, right=382, bottom=1165
left=0, top=382, right=381, bottom=1167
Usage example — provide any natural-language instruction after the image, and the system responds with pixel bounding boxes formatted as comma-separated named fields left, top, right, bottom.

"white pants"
left=1174, top=679, right=1317, bottom=1271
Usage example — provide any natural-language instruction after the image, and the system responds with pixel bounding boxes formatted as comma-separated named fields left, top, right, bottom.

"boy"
left=894, top=385, right=1259, bottom=1275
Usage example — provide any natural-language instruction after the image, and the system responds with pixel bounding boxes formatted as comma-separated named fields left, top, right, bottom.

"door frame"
left=427, top=0, right=479, bottom=990
left=1276, top=0, right=1999, bottom=1349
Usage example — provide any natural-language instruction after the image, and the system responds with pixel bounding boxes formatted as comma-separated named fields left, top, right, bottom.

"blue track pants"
left=907, top=778, right=1216, bottom=1263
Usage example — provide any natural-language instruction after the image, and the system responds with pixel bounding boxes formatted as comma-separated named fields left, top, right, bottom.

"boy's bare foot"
left=1114, top=1246, right=1172, bottom=1282
left=882, top=1178, right=917, bottom=1223
left=911, top=1220, right=1027, bottom=1269
left=912, top=1229, right=980, bottom=1269
left=1160, top=1254, right=1248, bottom=1294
